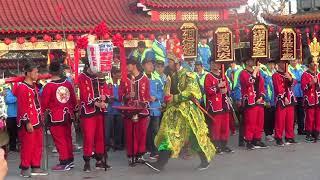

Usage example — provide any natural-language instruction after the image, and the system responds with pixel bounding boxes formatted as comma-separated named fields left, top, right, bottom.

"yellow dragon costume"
left=155, top=67, right=216, bottom=162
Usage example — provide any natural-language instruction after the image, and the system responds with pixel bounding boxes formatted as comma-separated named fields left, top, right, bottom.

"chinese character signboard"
left=87, top=42, right=113, bottom=74
left=251, top=24, right=268, bottom=58
left=180, top=23, right=198, bottom=58
left=214, top=27, right=234, bottom=62
left=280, top=28, right=296, bottom=61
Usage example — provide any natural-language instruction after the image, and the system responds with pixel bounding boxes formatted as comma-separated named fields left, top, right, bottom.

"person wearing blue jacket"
left=260, top=60, right=276, bottom=142
left=197, top=38, right=211, bottom=71
left=3, top=84, right=18, bottom=152
left=226, top=62, right=243, bottom=140
left=288, top=59, right=305, bottom=135
left=105, top=68, right=124, bottom=151
left=142, top=56, right=164, bottom=160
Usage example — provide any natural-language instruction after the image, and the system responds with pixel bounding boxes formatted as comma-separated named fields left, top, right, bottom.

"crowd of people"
left=0, top=36, right=319, bottom=178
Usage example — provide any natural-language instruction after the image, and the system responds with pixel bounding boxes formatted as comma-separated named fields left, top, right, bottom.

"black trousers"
left=295, top=97, right=305, bottom=133
left=146, top=116, right=160, bottom=156
left=105, top=114, right=124, bottom=149
left=264, top=106, right=275, bottom=136
left=6, top=117, right=17, bottom=150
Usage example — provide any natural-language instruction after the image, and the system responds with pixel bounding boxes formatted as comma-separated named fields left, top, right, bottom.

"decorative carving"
left=214, top=27, right=234, bottom=62
left=180, top=23, right=198, bottom=58
left=181, top=11, right=198, bottom=21
left=251, top=24, right=268, bottom=58
left=204, top=11, right=220, bottom=21
left=159, top=11, right=176, bottom=21
left=280, top=28, right=296, bottom=61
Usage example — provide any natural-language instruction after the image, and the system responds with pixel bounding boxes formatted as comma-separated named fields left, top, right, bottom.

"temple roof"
left=0, top=0, right=254, bottom=34
left=138, top=0, right=248, bottom=9
left=262, top=12, right=320, bottom=27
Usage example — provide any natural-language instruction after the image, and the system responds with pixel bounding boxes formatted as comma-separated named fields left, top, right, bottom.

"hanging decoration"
left=126, top=34, right=133, bottom=40
left=251, top=24, right=268, bottom=58
left=280, top=28, right=296, bottom=61
left=4, top=38, right=12, bottom=45
left=149, top=34, right=155, bottom=41
left=112, top=33, right=127, bottom=82
left=30, top=36, right=37, bottom=43
left=94, top=22, right=110, bottom=39
left=180, top=22, right=198, bottom=58
left=138, top=34, right=145, bottom=40
left=17, top=37, right=25, bottom=44
left=55, top=34, right=63, bottom=41
left=214, top=27, right=234, bottom=62
left=43, top=34, right=52, bottom=42
left=67, top=35, right=74, bottom=41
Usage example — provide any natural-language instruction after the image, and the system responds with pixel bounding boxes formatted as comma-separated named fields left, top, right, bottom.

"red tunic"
left=78, top=72, right=112, bottom=118
left=239, top=69, right=265, bottom=107
left=15, top=82, right=42, bottom=128
left=41, top=78, right=77, bottom=125
left=119, top=73, right=151, bottom=117
left=301, top=71, right=320, bottom=107
left=272, top=71, right=296, bottom=108
left=204, top=72, right=231, bottom=114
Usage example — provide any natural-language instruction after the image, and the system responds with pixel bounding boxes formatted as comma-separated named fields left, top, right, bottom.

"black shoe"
left=216, top=147, right=224, bottom=155
left=246, top=142, right=255, bottom=150
left=145, top=161, right=161, bottom=173
left=285, top=138, right=298, bottom=145
left=95, top=161, right=112, bottom=170
left=253, top=140, right=268, bottom=149
left=275, top=139, right=284, bottom=146
left=83, top=162, right=91, bottom=173
left=135, top=156, right=146, bottom=164
left=197, top=161, right=210, bottom=171
left=306, top=135, right=314, bottom=143
left=221, top=146, right=235, bottom=153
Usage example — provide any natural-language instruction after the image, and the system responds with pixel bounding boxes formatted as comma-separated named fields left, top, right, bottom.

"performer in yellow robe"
left=145, top=53, right=215, bottom=172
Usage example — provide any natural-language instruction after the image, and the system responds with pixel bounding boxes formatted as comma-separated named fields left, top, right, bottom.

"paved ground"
left=5, top=134, right=320, bottom=180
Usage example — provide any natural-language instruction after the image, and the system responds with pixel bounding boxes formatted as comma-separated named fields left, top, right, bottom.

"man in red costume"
left=41, top=62, right=77, bottom=171
left=204, top=58, right=234, bottom=154
left=119, top=59, right=151, bottom=166
left=78, top=58, right=112, bottom=172
left=16, top=61, right=48, bottom=177
left=301, top=57, right=320, bottom=143
left=272, top=61, right=297, bottom=146
left=239, top=58, right=267, bottom=150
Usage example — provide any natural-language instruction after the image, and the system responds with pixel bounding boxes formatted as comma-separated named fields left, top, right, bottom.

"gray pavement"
left=5, top=134, right=320, bottom=180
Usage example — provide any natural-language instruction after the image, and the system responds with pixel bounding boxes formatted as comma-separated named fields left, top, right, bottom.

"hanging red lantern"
left=314, top=25, right=319, bottom=31
left=115, top=33, right=122, bottom=39
left=67, top=34, right=74, bottom=41
left=149, top=34, right=155, bottom=41
left=30, top=36, right=37, bottom=43
left=268, top=26, right=275, bottom=33
left=4, top=38, right=12, bottom=45
left=295, top=28, right=301, bottom=34
left=305, top=27, right=310, bottom=34
left=277, top=26, right=282, bottom=33
left=244, top=27, right=250, bottom=35
left=103, top=33, right=110, bottom=40
left=43, top=35, right=52, bottom=42
left=17, top=37, right=25, bottom=44
left=138, top=34, right=145, bottom=40
left=126, top=34, right=133, bottom=40
left=55, top=34, right=62, bottom=41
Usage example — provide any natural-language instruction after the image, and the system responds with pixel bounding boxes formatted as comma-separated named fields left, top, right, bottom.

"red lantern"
left=4, top=38, right=12, bottom=45
left=268, top=26, right=275, bottom=33
left=244, top=27, right=250, bottom=35
left=277, top=26, right=282, bottom=33
left=43, top=35, right=52, bottom=42
left=138, top=34, right=145, bottom=40
left=314, top=25, right=319, bottom=31
left=115, top=33, right=122, bottom=38
left=305, top=27, right=310, bottom=34
left=67, top=35, right=74, bottom=41
left=103, top=33, right=110, bottom=40
left=295, top=28, right=301, bottom=34
left=55, top=34, right=62, bottom=41
left=126, top=34, right=133, bottom=40
left=149, top=34, right=155, bottom=41
left=30, top=36, right=37, bottom=43
left=17, top=37, right=25, bottom=44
